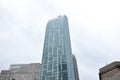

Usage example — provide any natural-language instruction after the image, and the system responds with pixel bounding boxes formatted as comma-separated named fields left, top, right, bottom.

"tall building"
left=72, top=55, right=79, bottom=80
left=40, top=15, right=79, bottom=80
left=0, top=63, right=40, bottom=80
left=99, top=61, right=120, bottom=80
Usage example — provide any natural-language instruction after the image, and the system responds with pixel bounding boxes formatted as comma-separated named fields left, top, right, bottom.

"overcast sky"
left=0, top=0, right=120, bottom=80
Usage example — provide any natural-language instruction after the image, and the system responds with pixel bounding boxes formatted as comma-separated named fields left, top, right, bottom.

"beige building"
left=99, top=61, right=120, bottom=80
left=0, top=63, right=40, bottom=80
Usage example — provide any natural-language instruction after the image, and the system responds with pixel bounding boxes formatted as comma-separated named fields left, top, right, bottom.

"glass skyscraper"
left=40, top=15, right=79, bottom=80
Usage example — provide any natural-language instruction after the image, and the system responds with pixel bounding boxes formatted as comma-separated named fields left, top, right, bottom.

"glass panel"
left=62, top=64, right=67, bottom=70
left=48, top=62, right=52, bottom=70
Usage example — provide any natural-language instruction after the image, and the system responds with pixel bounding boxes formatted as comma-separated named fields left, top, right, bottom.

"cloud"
left=0, top=0, right=120, bottom=80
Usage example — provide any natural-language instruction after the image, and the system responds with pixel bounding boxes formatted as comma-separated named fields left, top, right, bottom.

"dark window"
left=62, top=63, right=67, bottom=70
left=47, top=71, right=52, bottom=76
left=48, top=62, right=52, bottom=70
left=63, top=72, right=68, bottom=80
left=34, top=78, right=36, bottom=80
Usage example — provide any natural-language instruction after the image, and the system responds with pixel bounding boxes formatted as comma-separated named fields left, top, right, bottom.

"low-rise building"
left=99, top=61, right=120, bottom=80
left=0, top=70, right=11, bottom=80
left=0, top=63, right=40, bottom=80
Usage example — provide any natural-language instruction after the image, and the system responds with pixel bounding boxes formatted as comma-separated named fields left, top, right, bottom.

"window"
left=62, top=64, right=67, bottom=70
left=34, top=78, right=36, bottom=80
left=48, top=62, right=52, bottom=70
left=59, top=72, right=68, bottom=80
left=108, top=75, right=115, bottom=80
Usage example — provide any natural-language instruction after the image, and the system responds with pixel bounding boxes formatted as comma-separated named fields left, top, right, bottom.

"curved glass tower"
left=40, top=15, right=78, bottom=80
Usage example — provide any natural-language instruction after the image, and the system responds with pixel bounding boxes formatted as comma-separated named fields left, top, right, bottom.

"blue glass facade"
left=40, top=15, right=76, bottom=80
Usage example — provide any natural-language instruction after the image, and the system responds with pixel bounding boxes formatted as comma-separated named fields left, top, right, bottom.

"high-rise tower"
left=72, top=55, right=79, bottom=80
left=40, top=15, right=79, bottom=80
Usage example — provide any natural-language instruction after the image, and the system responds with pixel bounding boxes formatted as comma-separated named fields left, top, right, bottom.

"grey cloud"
left=0, top=0, right=120, bottom=80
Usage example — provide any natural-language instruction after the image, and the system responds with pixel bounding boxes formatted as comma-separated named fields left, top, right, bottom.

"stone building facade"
left=99, top=61, right=120, bottom=80
left=0, top=63, right=40, bottom=80
left=0, top=70, right=11, bottom=80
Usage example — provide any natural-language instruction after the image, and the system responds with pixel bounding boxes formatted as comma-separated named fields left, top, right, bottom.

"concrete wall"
left=99, top=61, right=120, bottom=80
left=101, top=68, right=120, bottom=80
left=0, top=63, right=40, bottom=80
